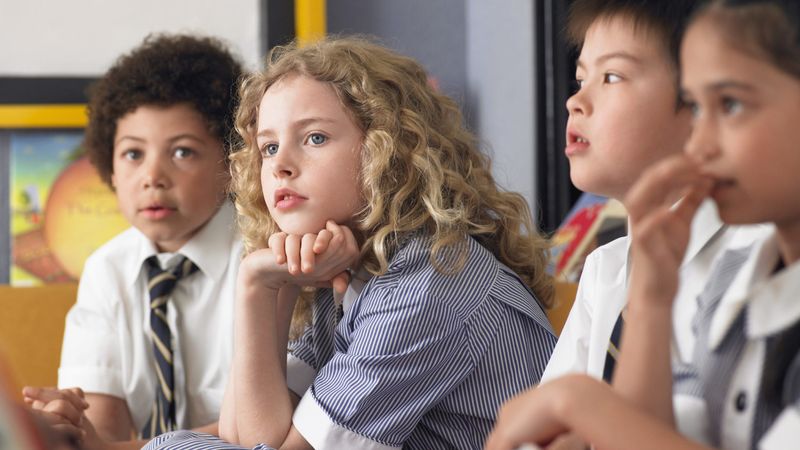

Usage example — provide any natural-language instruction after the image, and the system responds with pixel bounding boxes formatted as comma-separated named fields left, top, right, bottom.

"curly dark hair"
left=84, top=33, right=244, bottom=186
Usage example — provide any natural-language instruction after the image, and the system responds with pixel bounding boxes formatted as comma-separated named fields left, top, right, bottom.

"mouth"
left=273, top=188, right=308, bottom=209
left=139, top=204, right=176, bottom=219
left=565, top=128, right=590, bottom=155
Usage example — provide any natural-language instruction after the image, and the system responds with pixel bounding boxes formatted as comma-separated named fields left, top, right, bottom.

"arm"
left=230, top=222, right=357, bottom=447
left=612, top=156, right=711, bottom=424
left=485, top=374, right=713, bottom=450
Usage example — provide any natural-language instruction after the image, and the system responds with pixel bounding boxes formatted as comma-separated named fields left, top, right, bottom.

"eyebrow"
left=702, top=80, right=756, bottom=93
left=114, top=133, right=206, bottom=146
left=256, top=116, right=338, bottom=138
left=576, top=51, right=644, bottom=70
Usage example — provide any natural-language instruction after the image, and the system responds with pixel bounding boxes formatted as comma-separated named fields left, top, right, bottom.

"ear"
left=110, top=173, right=117, bottom=189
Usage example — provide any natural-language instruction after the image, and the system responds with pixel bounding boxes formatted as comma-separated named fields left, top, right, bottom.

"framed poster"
left=1, top=79, right=128, bottom=286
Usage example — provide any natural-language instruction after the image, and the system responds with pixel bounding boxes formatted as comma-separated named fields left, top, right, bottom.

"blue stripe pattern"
left=142, top=234, right=556, bottom=450
left=291, top=234, right=556, bottom=449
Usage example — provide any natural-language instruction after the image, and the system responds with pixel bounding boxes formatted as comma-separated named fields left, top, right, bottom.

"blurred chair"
left=0, top=284, right=77, bottom=398
left=548, top=280, right=578, bottom=336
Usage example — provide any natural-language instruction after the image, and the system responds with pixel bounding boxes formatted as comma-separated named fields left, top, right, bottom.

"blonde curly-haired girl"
left=146, top=35, right=556, bottom=450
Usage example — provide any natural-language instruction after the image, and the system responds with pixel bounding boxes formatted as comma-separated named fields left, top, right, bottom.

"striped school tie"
left=141, top=255, right=199, bottom=439
left=602, top=310, right=624, bottom=382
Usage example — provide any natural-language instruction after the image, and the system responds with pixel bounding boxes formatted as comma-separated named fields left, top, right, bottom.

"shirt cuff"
left=286, top=354, right=317, bottom=397
left=293, top=390, right=399, bottom=450
left=673, top=394, right=711, bottom=446
left=759, top=407, right=800, bottom=450
left=57, top=366, right=124, bottom=398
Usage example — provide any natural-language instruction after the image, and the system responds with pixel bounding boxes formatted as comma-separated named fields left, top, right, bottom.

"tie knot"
left=145, top=255, right=199, bottom=311
left=145, top=255, right=198, bottom=281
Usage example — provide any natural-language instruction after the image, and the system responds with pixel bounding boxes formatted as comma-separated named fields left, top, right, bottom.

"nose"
left=566, top=86, right=591, bottom=116
left=685, top=116, right=721, bottom=163
left=142, top=154, right=170, bottom=189
left=269, top=146, right=299, bottom=179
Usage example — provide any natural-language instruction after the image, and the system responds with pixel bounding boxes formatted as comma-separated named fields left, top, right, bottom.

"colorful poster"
left=10, top=132, right=128, bottom=286
left=548, top=193, right=627, bottom=282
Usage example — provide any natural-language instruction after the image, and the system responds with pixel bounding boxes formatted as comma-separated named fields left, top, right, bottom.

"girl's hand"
left=266, top=220, right=359, bottom=293
left=484, top=375, right=598, bottom=450
left=624, top=155, right=711, bottom=307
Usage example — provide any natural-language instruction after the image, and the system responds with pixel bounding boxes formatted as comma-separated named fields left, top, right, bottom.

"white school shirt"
left=541, top=201, right=770, bottom=382
left=674, top=230, right=800, bottom=450
left=58, top=201, right=243, bottom=431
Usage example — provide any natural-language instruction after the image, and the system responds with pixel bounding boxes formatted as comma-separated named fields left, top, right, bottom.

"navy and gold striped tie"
left=141, top=255, right=198, bottom=439
left=602, top=310, right=625, bottom=383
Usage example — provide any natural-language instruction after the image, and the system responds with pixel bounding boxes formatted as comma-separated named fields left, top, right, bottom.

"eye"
left=174, top=147, right=194, bottom=159
left=680, top=96, right=700, bottom=118
left=260, top=143, right=279, bottom=158
left=721, top=96, right=743, bottom=115
left=121, top=149, right=142, bottom=160
left=307, top=133, right=327, bottom=145
left=573, top=78, right=584, bottom=93
left=603, top=73, right=622, bottom=84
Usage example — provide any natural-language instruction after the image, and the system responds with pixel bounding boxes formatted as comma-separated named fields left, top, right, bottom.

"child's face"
left=257, top=74, right=364, bottom=235
left=111, top=104, right=229, bottom=252
left=682, top=18, right=800, bottom=227
left=566, top=15, right=693, bottom=200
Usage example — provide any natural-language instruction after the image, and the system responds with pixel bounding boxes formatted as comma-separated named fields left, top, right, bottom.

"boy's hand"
left=23, top=386, right=88, bottom=427
left=23, top=386, right=104, bottom=448
left=624, top=155, right=711, bottom=307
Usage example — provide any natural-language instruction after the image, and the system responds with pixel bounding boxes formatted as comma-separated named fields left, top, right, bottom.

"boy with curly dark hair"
left=22, top=33, right=245, bottom=450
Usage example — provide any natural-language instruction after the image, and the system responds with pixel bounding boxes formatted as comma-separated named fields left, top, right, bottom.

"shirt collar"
left=125, top=201, right=239, bottom=286
left=683, top=199, right=726, bottom=265
left=708, top=230, right=800, bottom=348
left=623, top=199, right=725, bottom=286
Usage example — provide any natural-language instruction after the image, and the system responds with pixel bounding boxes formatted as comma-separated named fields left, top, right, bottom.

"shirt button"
left=734, top=391, right=747, bottom=412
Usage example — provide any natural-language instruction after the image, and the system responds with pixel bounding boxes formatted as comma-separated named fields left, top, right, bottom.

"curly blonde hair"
left=230, top=36, right=553, bottom=333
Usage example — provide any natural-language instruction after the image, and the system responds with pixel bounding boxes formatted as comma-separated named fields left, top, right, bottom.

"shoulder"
left=577, top=234, right=630, bottom=286
left=83, top=226, right=141, bottom=269
left=372, top=234, right=498, bottom=300
left=362, top=233, right=544, bottom=324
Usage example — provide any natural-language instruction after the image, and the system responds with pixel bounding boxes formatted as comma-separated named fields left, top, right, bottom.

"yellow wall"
left=0, top=284, right=76, bottom=398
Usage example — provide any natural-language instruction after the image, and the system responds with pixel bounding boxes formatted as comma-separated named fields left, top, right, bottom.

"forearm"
left=612, top=295, right=675, bottom=425
left=219, top=368, right=238, bottom=442
left=233, top=277, right=297, bottom=447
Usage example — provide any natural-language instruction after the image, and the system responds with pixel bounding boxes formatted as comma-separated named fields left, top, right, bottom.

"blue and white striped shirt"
left=143, top=233, right=556, bottom=450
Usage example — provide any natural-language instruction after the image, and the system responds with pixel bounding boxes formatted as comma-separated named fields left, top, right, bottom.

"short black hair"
left=84, top=33, right=244, bottom=187
left=566, top=0, right=700, bottom=72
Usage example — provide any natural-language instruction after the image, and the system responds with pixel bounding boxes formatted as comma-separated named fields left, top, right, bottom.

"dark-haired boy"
left=23, top=34, right=244, bottom=450
left=491, top=0, right=767, bottom=447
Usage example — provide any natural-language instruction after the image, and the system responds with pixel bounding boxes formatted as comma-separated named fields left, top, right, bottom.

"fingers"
left=42, top=399, right=85, bottom=426
left=313, top=229, right=333, bottom=255
left=268, top=232, right=288, bottom=265
left=285, top=234, right=302, bottom=275
left=301, top=234, right=317, bottom=273
left=331, top=271, right=351, bottom=295
left=23, top=387, right=88, bottom=411
left=625, top=155, right=702, bottom=223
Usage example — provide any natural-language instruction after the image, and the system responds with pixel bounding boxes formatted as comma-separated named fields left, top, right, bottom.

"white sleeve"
left=540, top=253, right=597, bottom=383
left=57, top=257, right=124, bottom=397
